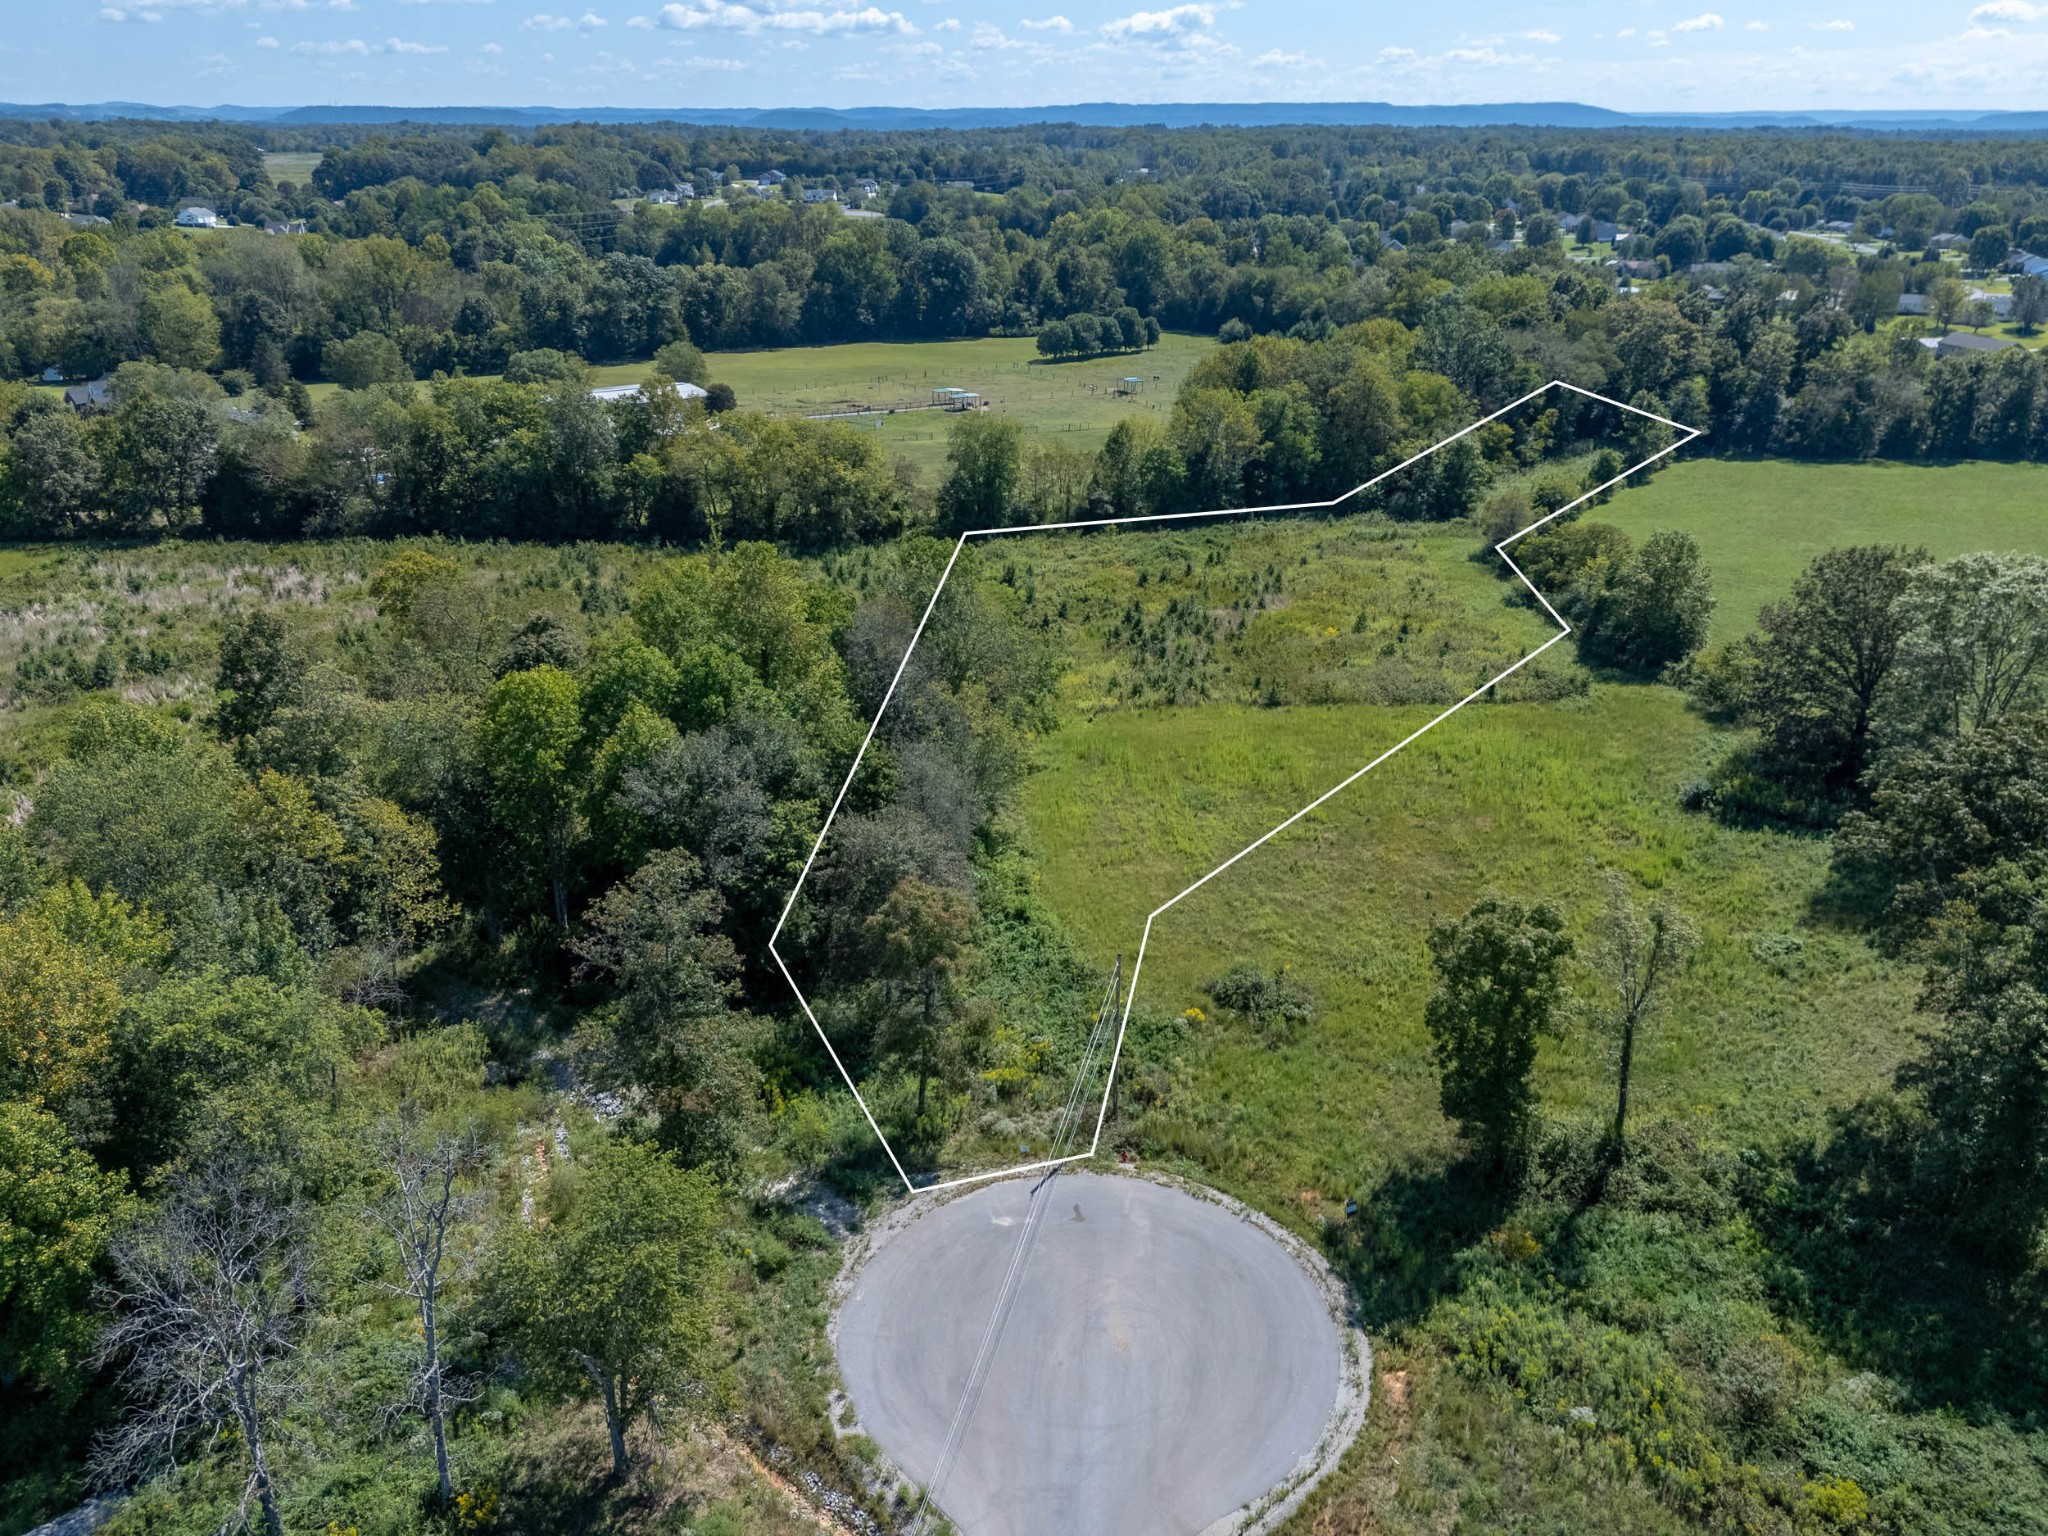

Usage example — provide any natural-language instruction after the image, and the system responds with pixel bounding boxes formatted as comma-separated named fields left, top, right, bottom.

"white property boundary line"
left=768, top=380, right=1702, bottom=1195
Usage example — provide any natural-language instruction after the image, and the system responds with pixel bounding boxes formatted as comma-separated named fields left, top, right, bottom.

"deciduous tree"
left=93, top=1163, right=311, bottom=1536
left=1590, top=877, right=1696, bottom=1149
left=487, top=1140, right=721, bottom=1478
left=573, top=849, right=760, bottom=1172
left=1423, top=894, right=1573, bottom=1172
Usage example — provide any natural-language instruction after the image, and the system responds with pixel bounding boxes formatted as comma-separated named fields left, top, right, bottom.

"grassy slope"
left=1603, top=458, right=2048, bottom=641
left=1001, top=486, right=2048, bottom=1532
left=1014, top=519, right=1916, bottom=1202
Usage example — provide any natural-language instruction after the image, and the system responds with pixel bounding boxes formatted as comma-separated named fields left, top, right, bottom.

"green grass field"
left=306, top=333, right=1212, bottom=480
left=260, top=150, right=322, bottom=184
left=997, top=496, right=2048, bottom=1533
left=1004, top=515, right=1924, bottom=1208
left=1604, top=457, right=2048, bottom=641
left=698, top=332, right=1208, bottom=477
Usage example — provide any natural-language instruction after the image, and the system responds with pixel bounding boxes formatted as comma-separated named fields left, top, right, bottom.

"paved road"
left=835, top=1171, right=1344, bottom=1536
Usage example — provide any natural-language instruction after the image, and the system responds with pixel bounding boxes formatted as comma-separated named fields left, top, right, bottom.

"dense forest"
left=11, top=119, right=2048, bottom=546
left=5, top=114, right=2048, bottom=1536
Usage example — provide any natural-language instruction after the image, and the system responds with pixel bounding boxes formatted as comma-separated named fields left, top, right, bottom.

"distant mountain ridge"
left=9, top=100, right=2048, bottom=132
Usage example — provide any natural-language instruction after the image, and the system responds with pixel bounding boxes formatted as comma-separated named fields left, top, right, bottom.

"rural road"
left=834, top=1170, right=1347, bottom=1536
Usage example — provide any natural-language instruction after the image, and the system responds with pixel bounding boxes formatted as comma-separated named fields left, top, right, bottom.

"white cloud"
left=1019, top=13, right=1071, bottom=30
left=523, top=10, right=575, bottom=24
left=255, top=32, right=279, bottom=43
left=1100, top=3, right=1217, bottom=43
left=652, top=0, right=917, bottom=34
left=482, top=40, right=502, bottom=50
left=1743, top=19, right=1768, bottom=29
left=685, top=51, right=745, bottom=65
left=972, top=20, right=1021, bottom=46
left=292, top=36, right=371, bottom=52
left=1971, top=0, right=2046, bottom=19
left=1441, top=44, right=1534, bottom=65
left=1376, top=44, right=1416, bottom=61
left=1518, top=29, right=1560, bottom=43
left=1252, top=47, right=1307, bottom=65
left=104, top=0, right=270, bottom=17
left=1809, top=18, right=1852, bottom=29
left=934, top=14, right=957, bottom=26
left=382, top=34, right=448, bottom=50
left=1616, top=26, right=1636, bottom=37
left=1672, top=12, right=1722, bottom=31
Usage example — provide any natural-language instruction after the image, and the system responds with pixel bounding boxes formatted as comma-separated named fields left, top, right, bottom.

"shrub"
left=652, top=338, right=708, bottom=384
left=1568, top=528, right=1714, bottom=674
left=1203, top=963, right=1315, bottom=1045
left=502, top=348, right=586, bottom=386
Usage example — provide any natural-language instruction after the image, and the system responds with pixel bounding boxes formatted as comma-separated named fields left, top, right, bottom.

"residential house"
left=855, top=178, right=880, bottom=197
left=802, top=187, right=838, bottom=204
left=676, top=182, right=695, bottom=199
left=1897, top=293, right=1930, bottom=316
left=41, top=366, right=64, bottom=383
left=64, top=375, right=113, bottom=412
left=645, top=189, right=681, bottom=205
left=1968, top=289, right=2014, bottom=320
left=263, top=219, right=308, bottom=235
left=175, top=206, right=220, bottom=228
left=2005, top=250, right=2048, bottom=279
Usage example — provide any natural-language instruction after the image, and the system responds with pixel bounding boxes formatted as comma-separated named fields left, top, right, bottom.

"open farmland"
left=1603, top=458, right=2048, bottom=641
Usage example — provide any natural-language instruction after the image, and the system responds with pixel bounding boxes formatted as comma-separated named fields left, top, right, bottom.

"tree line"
left=0, top=526, right=1080, bottom=1528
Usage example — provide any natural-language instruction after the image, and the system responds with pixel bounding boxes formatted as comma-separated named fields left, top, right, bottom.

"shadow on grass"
left=1326, top=1153, right=1519, bottom=1333
left=1746, top=1099, right=2048, bottom=1422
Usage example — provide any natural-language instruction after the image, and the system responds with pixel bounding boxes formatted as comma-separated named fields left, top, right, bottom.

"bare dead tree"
left=91, top=1163, right=310, bottom=1536
left=371, top=1107, right=485, bottom=1509
left=1592, top=874, right=1699, bottom=1150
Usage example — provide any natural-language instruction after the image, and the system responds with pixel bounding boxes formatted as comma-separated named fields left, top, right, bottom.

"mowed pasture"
left=260, top=150, right=323, bottom=184
left=1008, top=473, right=2048, bottom=1222
left=1603, top=457, right=2048, bottom=642
left=691, top=331, right=1208, bottom=479
left=304, top=332, right=1213, bottom=481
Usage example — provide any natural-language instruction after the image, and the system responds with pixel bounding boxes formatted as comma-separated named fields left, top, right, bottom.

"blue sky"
left=10, top=2, right=2048, bottom=111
